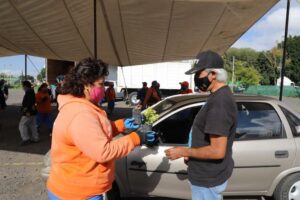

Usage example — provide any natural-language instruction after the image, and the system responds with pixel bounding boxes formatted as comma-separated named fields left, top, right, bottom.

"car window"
left=280, top=106, right=300, bottom=137
left=236, top=102, right=284, bottom=140
left=152, top=99, right=176, bottom=115
left=153, top=106, right=202, bottom=145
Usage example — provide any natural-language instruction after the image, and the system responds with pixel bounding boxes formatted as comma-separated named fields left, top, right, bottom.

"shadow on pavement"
left=0, top=105, right=53, bottom=155
left=0, top=102, right=133, bottom=155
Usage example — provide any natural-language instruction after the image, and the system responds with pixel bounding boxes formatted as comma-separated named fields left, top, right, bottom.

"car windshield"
left=152, top=99, right=177, bottom=115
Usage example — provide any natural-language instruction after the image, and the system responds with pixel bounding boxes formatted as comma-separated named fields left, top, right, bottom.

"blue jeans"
left=36, top=112, right=52, bottom=132
left=191, top=181, right=228, bottom=200
left=48, top=190, right=103, bottom=200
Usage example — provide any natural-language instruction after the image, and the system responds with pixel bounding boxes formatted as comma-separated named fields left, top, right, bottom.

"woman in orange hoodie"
left=47, top=58, right=158, bottom=200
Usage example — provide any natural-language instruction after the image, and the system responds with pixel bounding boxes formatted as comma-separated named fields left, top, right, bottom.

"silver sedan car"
left=42, top=94, right=300, bottom=200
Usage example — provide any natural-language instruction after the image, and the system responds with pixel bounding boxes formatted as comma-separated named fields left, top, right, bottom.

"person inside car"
left=47, top=57, right=158, bottom=200
left=165, top=50, right=237, bottom=200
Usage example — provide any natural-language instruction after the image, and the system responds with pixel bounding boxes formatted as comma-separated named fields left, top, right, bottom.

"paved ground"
left=0, top=89, right=134, bottom=200
left=0, top=89, right=299, bottom=200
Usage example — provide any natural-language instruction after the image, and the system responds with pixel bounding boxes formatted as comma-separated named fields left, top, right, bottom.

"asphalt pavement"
left=0, top=89, right=299, bottom=200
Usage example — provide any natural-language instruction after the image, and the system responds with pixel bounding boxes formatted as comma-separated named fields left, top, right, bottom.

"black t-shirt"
left=21, top=88, right=37, bottom=116
left=188, top=86, right=237, bottom=187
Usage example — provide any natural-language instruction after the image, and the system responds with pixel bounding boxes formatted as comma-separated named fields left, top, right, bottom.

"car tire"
left=273, top=173, right=300, bottom=200
left=128, top=92, right=140, bottom=106
left=106, top=182, right=121, bottom=200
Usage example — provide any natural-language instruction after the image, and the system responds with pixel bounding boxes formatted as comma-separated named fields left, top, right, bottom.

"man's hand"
left=165, top=147, right=188, bottom=160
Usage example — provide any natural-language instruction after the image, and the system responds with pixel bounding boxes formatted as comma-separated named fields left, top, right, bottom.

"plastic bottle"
left=132, top=107, right=142, bottom=125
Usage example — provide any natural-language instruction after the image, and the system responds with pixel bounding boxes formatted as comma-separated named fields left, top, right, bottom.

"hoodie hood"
left=57, top=94, right=101, bottom=112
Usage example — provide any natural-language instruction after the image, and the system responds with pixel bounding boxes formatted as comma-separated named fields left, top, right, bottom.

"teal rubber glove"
left=136, top=129, right=158, bottom=147
left=124, top=118, right=140, bottom=130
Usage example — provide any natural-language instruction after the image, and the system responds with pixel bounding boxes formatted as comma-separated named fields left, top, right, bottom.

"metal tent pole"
left=279, top=0, right=290, bottom=101
left=94, top=0, right=97, bottom=59
left=25, top=54, right=27, bottom=80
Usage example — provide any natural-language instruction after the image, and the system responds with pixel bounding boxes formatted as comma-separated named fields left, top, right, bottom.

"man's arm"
left=142, top=89, right=152, bottom=107
left=165, top=134, right=228, bottom=160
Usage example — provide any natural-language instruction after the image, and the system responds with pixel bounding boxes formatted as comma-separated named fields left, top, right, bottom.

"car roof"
left=163, top=93, right=276, bottom=104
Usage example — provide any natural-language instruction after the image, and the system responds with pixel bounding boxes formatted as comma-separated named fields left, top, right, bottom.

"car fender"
left=267, top=167, right=300, bottom=196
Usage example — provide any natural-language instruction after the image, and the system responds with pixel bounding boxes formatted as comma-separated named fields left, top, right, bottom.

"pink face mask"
left=90, top=86, right=105, bottom=104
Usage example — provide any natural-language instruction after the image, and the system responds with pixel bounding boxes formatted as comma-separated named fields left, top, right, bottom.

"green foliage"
left=225, top=48, right=259, bottom=66
left=286, top=36, right=300, bottom=85
left=253, top=52, right=276, bottom=85
left=18, top=75, right=35, bottom=83
left=37, top=68, right=46, bottom=82
left=143, top=107, right=159, bottom=125
left=234, top=61, right=262, bottom=87
left=225, top=37, right=300, bottom=86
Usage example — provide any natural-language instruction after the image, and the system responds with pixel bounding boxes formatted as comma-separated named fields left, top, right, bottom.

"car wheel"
left=106, top=182, right=121, bottom=200
left=128, top=92, right=140, bottom=106
left=274, top=173, right=300, bottom=200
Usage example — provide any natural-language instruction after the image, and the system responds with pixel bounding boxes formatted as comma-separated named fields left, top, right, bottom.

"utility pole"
left=232, top=56, right=235, bottom=88
left=25, top=54, right=28, bottom=80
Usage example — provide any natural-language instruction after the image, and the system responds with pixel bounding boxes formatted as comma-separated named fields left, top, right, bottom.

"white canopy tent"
left=0, top=0, right=278, bottom=66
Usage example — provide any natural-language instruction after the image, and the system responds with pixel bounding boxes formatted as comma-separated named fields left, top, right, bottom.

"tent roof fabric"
left=0, top=0, right=278, bottom=66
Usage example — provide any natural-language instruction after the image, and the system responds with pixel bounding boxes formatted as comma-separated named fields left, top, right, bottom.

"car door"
left=126, top=104, right=203, bottom=199
left=225, top=101, right=297, bottom=194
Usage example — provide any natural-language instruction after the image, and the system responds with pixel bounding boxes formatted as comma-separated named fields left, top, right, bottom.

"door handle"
left=130, top=161, right=146, bottom=168
left=275, top=150, right=289, bottom=158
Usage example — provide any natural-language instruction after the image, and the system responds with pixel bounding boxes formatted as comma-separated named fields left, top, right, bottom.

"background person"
left=165, top=50, right=237, bottom=200
left=0, top=82, right=6, bottom=110
left=105, top=82, right=116, bottom=116
left=0, top=79, right=8, bottom=100
left=19, top=80, right=39, bottom=146
left=54, top=75, right=65, bottom=107
left=137, top=82, right=148, bottom=109
left=47, top=57, right=158, bottom=200
left=178, top=81, right=193, bottom=94
left=35, top=83, right=52, bottom=136
left=142, top=80, right=161, bottom=108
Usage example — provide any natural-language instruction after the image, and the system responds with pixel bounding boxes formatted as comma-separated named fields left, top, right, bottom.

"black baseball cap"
left=185, top=50, right=224, bottom=75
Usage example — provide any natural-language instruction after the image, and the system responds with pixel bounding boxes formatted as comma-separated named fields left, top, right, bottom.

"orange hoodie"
left=47, top=95, right=140, bottom=199
left=35, top=91, right=51, bottom=113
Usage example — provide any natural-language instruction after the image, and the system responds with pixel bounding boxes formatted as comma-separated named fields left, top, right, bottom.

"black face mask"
left=194, top=74, right=212, bottom=92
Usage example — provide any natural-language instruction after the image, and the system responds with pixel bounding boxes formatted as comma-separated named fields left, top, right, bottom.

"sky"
left=232, top=0, right=300, bottom=50
left=0, top=0, right=299, bottom=77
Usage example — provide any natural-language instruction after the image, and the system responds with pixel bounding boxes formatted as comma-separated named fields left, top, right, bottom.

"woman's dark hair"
left=38, top=83, right=48, bottom=92
left=61, top=57, right=109, bottom=97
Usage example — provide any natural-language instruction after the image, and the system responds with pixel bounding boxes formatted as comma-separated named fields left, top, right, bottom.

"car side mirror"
left=296, top=125, right=300, bottom=134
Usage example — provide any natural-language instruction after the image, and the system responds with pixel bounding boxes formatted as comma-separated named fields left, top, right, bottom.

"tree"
left=37, top=68, right=46, bottom=82
left=262, top=47, right=283, bottom=85
left=253, top=53, right=276, bottom=85
left=234, top=61, right=261, bottom=87
left=224, top=48, right=260, bottom=84
left=18, top=75, right=35, bottom=83
left=285, top=36, right=300, bottom=85
left=225, top=48, right=259, bottom=66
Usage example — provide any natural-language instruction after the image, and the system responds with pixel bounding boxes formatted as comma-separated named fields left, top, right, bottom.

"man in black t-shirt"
left=165, top=50, right=237, bottom=200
